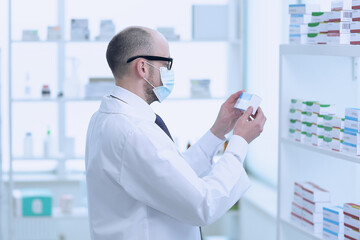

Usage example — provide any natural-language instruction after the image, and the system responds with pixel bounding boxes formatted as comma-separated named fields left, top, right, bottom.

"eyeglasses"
left=126, top=55, right=173, bottom=70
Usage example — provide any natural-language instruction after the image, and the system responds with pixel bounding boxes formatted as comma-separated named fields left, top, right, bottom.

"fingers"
left=254, top=107, right=266, bottom=125
left=241, top=106, right=253, bottom=120
left=226, top=90, right=245, bottom=105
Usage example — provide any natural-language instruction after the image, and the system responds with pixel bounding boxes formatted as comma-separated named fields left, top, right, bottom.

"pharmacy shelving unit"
left=7, top=1, right=245, bottom=240
left=277, top=44, right=360, bottom=240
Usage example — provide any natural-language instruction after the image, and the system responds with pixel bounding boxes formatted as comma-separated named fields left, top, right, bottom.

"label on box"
left=289, top=4, right=320, bottom=14
left=344, top=119, right=360, bottom=132
left=291, top=211, right=303, bottom=225
left=289, top=108, right=302, bottom=120
left=302, top=101, right=318, bottom=112
left=327, top=33, right=350, bottom=44
left=294, top=182, right=304, bottom=195
left=312, top=134, right=324, bottom=147
left=322, top=115, right=344, bottom=128
left=353, top=10, right=360, bottom=21
left=290, top=24, right=308, bottom=35
left=328, top=22, right=351, bottom=34
left=342, top=132, right=359, bottom=145
left=291, top=99, right=303, bottom=110
left=312, top=12, right=326, bottom=22
left=294, top=192, right=303, bottom=206
left=323, top=229, right=344, bottom=240
left=332, top=0, right=353, bottom=11
left=302, top=183, right=330, bottom=202
left=292, top=202, right=303, bottom=216
left=351, top=32, right=360, bottom=44
left=302, top=121, right=314, bottom=133
left=344, top=212, right=360, bottom=231
left=234, top=92, right=262, bottom=115
left=302, top=217, right=323, bottom=233
left=301, top=111, right=318, bottom=123
left=353, top=0, right=360, bottom=9
left=324, top=218, right=345, bottom=234
left=324, top=206, right=344, bottom=223
left=344, top=203, right=360, bottom=219
left=308, top=22, right=321, bottom=34
left=289, top=35, right=301, bottom=44
left=342, top=142, right=359, bottom=154
left=303, top=208, right=323, bottom=223
left=303, top=198, right=329, bottom=213
left=351, top=21, right=360, bottom=34
left=345, top=108, right=360, bottom=121
left=329, top=11, right=352, bottom=22
left=345, top=226, right=360, bottom=240
left=290, top=14, right=312, bottom=25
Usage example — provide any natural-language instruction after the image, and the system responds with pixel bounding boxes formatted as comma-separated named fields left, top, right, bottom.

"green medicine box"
left=14, top=189, right=52, bottom=217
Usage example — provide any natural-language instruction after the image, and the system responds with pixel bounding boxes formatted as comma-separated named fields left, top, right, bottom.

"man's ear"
left=136, top=59, right=147, bottom=79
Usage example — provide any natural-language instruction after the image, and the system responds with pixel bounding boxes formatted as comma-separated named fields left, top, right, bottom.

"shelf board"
left=11, top=97, right=225, bottom=103
left=281, top=138, right=360, bottom=163
left=280, top=218, right=322, bottom=240
left=280, top=44, right=360, bottom=57
left=11, top=39, right=233, bottom=44
left=12, top=156, right=85, bottom=161
left=11, top=98, right=101, bottom=102
left=3, top=173, right=85, bottom=183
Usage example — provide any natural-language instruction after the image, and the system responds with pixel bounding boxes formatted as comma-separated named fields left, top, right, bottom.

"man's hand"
left=233, top=106, right=266, bottom=143
left=210, top=91, right=244, bottom=140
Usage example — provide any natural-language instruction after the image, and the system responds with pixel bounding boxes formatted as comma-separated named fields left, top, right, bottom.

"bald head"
left=106, top=27, right=156, bottom=79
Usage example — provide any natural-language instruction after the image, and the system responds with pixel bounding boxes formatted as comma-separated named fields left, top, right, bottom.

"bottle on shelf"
left=23, top=132, right=33, bottom=157
left=43, top=128, right=55, bottom=157
left=41, top=85, right=51, bottom=98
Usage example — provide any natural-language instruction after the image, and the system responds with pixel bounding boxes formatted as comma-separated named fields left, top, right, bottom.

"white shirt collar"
left=99, top=85, right=156, bottom=122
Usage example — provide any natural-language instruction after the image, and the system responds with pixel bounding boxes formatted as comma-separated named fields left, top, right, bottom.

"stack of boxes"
left=308, top=12, right=329, bottom=44
left=286, top=99, right=360, bottom=155
left=342, top=108, right=360, bottom=155
left=351, top=1, right=360, bottom=44
left=289, top=99, right=303, bottom=142
left=301, top=101, right=336, bottom=146
left=320, top=114, right=344, bottom=152
left=289, top=4, right=320, bottom=44
left=288, top=1, right=360, bottom=45
left=323, top=206, right=345, bottom=240
left=328, top=1, right=352, bottom=45
left=291, top=182, right=331, bottom=234
left=344, top=203, right=360, bottom=240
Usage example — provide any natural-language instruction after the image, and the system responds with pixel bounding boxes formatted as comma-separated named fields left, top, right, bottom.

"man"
left=85, top=26, right=266, bottom=240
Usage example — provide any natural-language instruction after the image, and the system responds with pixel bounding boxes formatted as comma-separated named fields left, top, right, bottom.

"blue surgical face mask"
left=143, top=61, right=174, bottom=103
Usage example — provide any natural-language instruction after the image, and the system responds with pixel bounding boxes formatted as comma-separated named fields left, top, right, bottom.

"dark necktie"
left=155, top=114, right=173, bottom=141
left=154, top=114, right=203, bottom=240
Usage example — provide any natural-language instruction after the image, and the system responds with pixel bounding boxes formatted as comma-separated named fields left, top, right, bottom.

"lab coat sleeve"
left=118, top=128, right=251, bottom=227
left=181, top=130, right=225, bottom=176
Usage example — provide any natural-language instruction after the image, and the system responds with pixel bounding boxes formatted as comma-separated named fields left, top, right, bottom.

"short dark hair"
left=106, top=27, right=153, bottom=78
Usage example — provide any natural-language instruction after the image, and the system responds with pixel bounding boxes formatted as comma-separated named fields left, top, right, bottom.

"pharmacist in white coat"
left=85, top=26, right=266, bottom=240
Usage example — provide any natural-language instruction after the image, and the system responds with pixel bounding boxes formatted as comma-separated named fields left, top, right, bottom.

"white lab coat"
left=85, top=86, right=251, bottom=240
